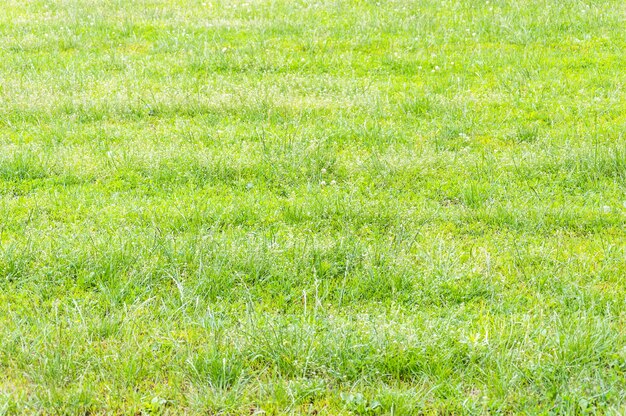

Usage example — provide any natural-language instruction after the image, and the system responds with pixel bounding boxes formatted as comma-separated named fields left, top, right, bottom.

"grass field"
left=1, top=0, right=626, bottom=413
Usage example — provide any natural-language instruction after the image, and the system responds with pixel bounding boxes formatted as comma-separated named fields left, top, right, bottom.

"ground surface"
left=1, top=0, right=626, bottom=414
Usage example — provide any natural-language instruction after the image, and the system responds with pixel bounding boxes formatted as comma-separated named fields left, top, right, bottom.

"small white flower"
left=320, top=180, right=327, bottom=186
left=221, top=47, right=228, bottom=52
left=321, top=168, right=327, bottom=174
left=603, top=205, right=611, bottom=214
left=330, top=180, right=337, bottom=186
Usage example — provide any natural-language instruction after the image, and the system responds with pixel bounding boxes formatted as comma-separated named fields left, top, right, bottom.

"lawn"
left=1, top=0, right=626, bottom=413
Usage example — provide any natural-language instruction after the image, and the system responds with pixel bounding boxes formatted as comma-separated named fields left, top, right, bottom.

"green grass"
left=1, top=0, right=626, bottom=413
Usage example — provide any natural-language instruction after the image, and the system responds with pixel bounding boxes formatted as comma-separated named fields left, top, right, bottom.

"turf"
left=1, top=0, right=626, bottom=414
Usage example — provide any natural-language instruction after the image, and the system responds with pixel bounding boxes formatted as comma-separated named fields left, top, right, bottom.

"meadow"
left=1, top=0, right=626, bottom=413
